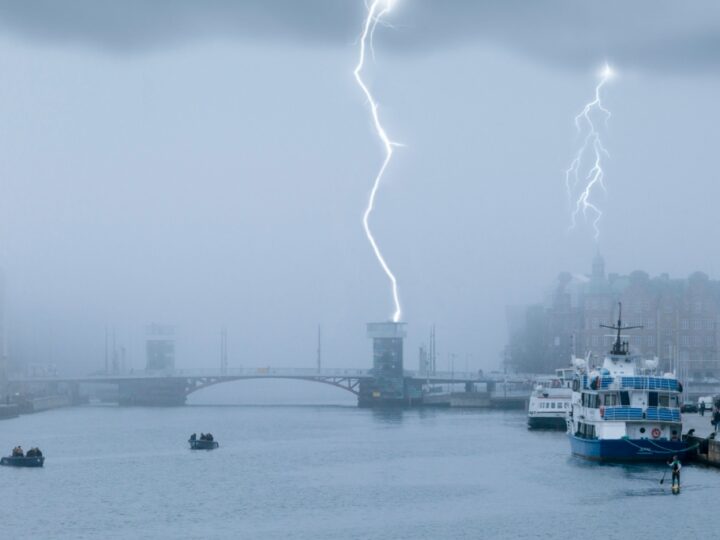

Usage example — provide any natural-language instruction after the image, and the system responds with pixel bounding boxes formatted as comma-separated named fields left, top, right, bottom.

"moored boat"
left=0, top=455, right=44, bottom=467
left=568, top=303, right=692, bottom=462
left=527, top=367, right=573, bottom=429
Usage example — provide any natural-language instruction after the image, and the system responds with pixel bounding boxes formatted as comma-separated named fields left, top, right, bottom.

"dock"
left=683, top=413, right=720, bottom=466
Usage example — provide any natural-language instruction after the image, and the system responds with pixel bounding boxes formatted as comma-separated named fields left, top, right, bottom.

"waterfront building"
left=507, top=255, right=720, bottom=380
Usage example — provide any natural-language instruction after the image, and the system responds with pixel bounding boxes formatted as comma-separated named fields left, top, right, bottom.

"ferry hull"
left=568, top=434, right=691, bottom=462
left=528, top=416, right=566, bottom=430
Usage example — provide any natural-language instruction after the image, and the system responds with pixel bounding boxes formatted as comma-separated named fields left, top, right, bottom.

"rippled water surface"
left=2, top=405, right=719, bottom=539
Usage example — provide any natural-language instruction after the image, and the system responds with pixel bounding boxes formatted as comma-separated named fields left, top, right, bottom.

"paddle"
left=660, top=470, right=667, bottom=485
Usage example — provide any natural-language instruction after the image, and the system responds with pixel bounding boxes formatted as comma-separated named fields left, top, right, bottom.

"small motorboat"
left=189, top=439, right=219, bottom=450
left=1, top=455, right=45, bottom=467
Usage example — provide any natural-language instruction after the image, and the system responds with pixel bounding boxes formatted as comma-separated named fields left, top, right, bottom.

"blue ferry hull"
left=569, top=434, right=691, bottom=462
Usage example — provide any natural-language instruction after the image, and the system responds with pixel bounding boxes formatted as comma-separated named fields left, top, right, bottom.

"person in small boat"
left=206, top=433, right=213, bottom=441
left=199, top=433, right=206, bottom=440
left=26, top=447, right=42, bottom=457
left=190, top=433, right=197, bottom=441
left=667, top=455, right=682, bottom=487
left=12, top=446, right=23, bottom=457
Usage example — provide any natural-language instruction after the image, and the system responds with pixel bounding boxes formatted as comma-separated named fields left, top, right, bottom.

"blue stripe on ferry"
left=582, top=376, right=679, bottom=391
left=603, top=407, right=643, bottom=420
left=645, top=407, right=681, bottom=422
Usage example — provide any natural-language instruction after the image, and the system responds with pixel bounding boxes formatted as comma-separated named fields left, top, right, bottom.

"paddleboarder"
left=667, top=455, right=682, bottom=491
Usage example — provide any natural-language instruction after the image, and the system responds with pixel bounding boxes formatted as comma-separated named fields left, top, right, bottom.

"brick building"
left=506, top=255, right=720, bottom=380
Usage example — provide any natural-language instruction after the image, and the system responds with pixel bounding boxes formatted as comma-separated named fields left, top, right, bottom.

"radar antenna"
left=599, top=302, right=643, bottom=355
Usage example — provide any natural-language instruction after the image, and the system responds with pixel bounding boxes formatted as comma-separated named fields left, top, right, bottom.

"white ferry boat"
left=527, top=368, right=574, bottom=429
left=568, top=304, right=691, bottom=461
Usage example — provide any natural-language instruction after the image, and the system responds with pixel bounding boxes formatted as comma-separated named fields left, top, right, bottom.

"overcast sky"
left=1, top=1, right=719, bottom=379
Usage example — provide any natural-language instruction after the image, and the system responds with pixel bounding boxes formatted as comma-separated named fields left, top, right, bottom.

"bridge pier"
left=359, top=322, right=423, bottom=407
left=118, top=378, right=187, bottom=406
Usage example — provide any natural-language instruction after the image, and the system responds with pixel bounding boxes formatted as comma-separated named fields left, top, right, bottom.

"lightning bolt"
left=354, top=0, right=402, bottom=323
left=566, top=63, right=613, bottom=241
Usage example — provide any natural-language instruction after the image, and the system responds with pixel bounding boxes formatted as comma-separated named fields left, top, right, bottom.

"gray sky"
left=1, top=1, right=719, bottom=378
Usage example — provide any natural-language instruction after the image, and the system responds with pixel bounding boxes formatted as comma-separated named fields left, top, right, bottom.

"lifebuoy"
left=651, top=427, right=661, bottom=439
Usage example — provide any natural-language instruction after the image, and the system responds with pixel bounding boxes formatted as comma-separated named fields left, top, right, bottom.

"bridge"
left=8, top=367, right=492, bottom=407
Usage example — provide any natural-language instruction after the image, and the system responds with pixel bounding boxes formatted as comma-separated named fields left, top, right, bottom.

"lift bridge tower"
left=359, top=322, right=422, bottom=407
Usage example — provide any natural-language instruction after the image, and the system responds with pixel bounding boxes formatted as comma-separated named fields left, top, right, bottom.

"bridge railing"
left=172, top=367, right=373, bottom=378
left=10, top=367, right=490, bottom=383
left=405, top=370, right=484, bottom=381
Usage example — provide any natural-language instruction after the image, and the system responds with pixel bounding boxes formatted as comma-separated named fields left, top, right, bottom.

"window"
left=694, top=335, right=702, bottom=347
left=681, top=319, right=689, bottom=330
left=620, top=391, right=630, bottom=406
left=648, top=392, right=658, bottom=407
left=647, top=335, right=655, bottom=347
left=604, top=393, right=618, bottom=406
left=659, top=394, right=670, bottom=407
left=694, top=319, right=703, bottom=330
left=551, top=402, right=556, bottom=409
left=680, top=335, right=689, bottom=347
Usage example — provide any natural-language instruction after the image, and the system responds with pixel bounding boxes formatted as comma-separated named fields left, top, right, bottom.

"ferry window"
left=604, top=394, right=618, bottom=406
left=551, top=403, right=556, bottom=409
left=648, top=392, right=658, bottom=407
left=659, top=394, right=670, bottom=407
left=620, top=392, right=630, bottom=406
left=671, top=396, right=678, bottom=407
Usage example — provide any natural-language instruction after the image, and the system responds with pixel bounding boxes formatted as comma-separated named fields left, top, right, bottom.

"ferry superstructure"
left=527, top=368, right=573, bottom=429
left=568, top=303, right=692, bottom=461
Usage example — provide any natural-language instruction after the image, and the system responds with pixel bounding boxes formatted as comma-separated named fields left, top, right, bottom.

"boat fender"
left=599, top=406, right=605, bottom=418
left=651, top=427, right=661, bottom=439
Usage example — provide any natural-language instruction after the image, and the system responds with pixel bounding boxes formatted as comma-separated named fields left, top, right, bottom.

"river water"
left=2, top=404, right=719, bottom=539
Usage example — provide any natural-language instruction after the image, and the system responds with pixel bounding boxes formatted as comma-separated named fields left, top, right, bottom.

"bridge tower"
left=145, top=324, right=175, bottom=372
left=118, top=324, right=185, bottom=406
left=359, top=322, right=420, bottom=407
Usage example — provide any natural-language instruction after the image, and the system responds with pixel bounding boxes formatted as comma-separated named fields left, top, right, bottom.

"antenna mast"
left=599, top=302, right=643, bottom=355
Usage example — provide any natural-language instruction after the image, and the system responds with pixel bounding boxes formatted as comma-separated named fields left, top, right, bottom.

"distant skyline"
left=1, top=2, right=719, bottom=379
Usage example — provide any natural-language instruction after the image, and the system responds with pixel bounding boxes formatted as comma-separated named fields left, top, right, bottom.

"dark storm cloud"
left=0, top=0, right=718, bottom=70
